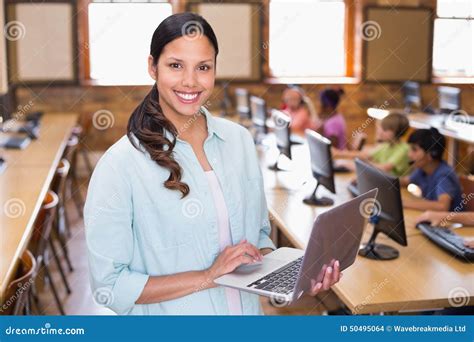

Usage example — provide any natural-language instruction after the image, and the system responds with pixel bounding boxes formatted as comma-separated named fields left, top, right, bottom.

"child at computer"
left=400, top=128, right=463, bottom=212
left=333, top=111, right=411, bottom=177
left=281, top=86, right=317, bottom=135
left=316, top=88, right=347, bottom=150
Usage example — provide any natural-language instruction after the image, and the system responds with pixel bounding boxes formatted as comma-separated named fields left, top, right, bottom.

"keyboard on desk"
left=416, top=222, right=474, bottom=261
left=0, top=136, right=31, bottom=149
left=247, top=256, right=303, bottom=295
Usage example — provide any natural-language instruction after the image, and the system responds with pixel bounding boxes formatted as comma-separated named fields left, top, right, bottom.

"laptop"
left=215, top=188, right=378, bottom=303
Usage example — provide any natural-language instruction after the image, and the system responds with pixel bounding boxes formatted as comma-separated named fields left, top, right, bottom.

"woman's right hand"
left=206, top=239, right=263, bottom=285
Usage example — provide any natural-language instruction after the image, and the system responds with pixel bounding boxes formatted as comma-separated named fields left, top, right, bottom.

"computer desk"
left=368, top=108, right=474, bottom=166
left=0, top=112, right=78, bottom=303
left=257, top=140, right=473, bottom=314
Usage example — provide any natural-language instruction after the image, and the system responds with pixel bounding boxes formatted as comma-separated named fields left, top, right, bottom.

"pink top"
left=323, top=112, right=347, bottom=149
left=283, top=106, right=317, bottom=135
left=205, top=170, right=243, bottom=315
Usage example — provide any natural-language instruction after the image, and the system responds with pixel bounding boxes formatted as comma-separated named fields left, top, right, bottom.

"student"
left=333, top=112, right=410, bottom=177
left=84, top=13, right=340, bottom=316
left=316, top=88, right=347, bottom=150
left=280, top=86, right=317, bottom=135
left=401, top=128, right=463, bottom=212
left=416, top=211, right=474, bottom=248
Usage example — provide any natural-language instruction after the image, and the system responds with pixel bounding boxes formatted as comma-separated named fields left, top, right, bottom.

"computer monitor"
left=0, top=92, right=13, bottom=127
left=219, top=82, right=231, bottom=117
left=250, top=95, right=268, bottom=143
left=235, top=88, right=251, bottom=122
left=355, top=158, right=407, bottom=260
left=269, top=109, right=292, bottom=171
left=303, top=129, right=335, bottom=206
left=402, top=81, right=421, bottom=113
left=438, top=86, right=461, bottom=114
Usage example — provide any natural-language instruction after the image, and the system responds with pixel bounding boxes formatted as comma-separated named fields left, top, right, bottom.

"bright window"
left=269, top=0, right=346, bottom=77
left=433, top=0, right=474, bottom=77
left=88, top=2, right=172, bottom=85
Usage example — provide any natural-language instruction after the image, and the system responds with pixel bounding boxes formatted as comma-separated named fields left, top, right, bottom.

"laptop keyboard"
left=246, top=256, right=303, bottom=294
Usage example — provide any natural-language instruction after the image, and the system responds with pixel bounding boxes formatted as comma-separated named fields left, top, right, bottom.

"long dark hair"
left=127, top=13, right=219, bottom=198
left=320, top=87, right=344, bottom=109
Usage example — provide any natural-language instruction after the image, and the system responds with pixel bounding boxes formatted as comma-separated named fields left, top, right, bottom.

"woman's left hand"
left=308, top=259, right=342, bottom=296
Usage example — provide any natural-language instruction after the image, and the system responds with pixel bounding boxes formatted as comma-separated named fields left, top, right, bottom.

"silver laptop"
left=215, top=188, right=378, bottom=304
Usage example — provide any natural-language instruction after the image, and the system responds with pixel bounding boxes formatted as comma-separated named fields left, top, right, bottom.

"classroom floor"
left=35, top=154, right=337, bottom=316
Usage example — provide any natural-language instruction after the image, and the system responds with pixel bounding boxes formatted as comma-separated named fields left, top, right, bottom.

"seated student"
left=416, top=211, right=474, bottom=248
left=315, top=88, right=347, bottom=150
left=280, top=86, right=317, bottom=135
left=333, top=112, right=410, bottom=177
left=400, top=128, right=463, bottom=212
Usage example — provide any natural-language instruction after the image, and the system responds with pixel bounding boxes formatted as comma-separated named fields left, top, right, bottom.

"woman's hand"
left=308, top=259, right=342, bottom=296
left=206, top=239, right=263, bottom=284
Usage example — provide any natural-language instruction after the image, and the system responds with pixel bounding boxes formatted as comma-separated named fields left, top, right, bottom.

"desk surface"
left=0, top=113, right=78, bottom=302
left=257, top=139, right=473, bottom=314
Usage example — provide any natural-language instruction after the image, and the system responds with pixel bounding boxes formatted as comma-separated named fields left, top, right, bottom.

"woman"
left=84, top=12, right=340, bottom=315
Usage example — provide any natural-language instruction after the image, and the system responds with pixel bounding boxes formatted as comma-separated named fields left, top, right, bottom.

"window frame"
left=78, top=0, right=178, bottom=86
left=5, top=0, right=80, bottom=87
left=263, top=0, right=359, bottom=85
left=432, top=0, right=474, bottom=83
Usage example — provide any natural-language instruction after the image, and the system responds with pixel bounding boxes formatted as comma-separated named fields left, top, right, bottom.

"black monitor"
left=0, top=92, right=13, bottom=126
left=235, top=88, right=251, bottom=122
left=438, top=86, right=461, bottom=114
left=269, top=109, right=292, bottom=171
left=219, top=82, right=231, bottom=117
left=355, top=158, right=407, bottom=260
left=402, top=81, right=421, bottom=113
left=303, top=129, right=335, bottom=206
left=250, top=95, right=268, bottom=143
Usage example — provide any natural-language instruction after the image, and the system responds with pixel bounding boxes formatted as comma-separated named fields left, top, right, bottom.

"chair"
left=1, top=250, right=37, bottom=315
left=50, top=159, right=74, bottom=272
left=30, top=191, right=70, bottom=315
left=459, top=175, right=474, bottom=211
left=64, top=133, right=85, bottom=218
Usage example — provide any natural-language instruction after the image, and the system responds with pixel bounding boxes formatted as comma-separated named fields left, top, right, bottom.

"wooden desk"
left=334, top=232, right=473, bottom=314
left=258, top=142, right=424, bottom=243
left=1, top=114, right=78, bottom=167
left=258, top=141, right=473, bottom=314
left=367, top=108, right=474, bottom=166
left=0, top=112, right=78, bottom=302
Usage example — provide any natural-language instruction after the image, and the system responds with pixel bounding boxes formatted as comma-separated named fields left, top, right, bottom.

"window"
left=433, top=0, right=473, bottom=78
left=88, top=1, right=172, bottom=85
left=269, top=0, right=346, bottom=78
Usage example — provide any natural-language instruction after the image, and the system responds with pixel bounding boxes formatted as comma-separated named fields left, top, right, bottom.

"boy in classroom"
left=333, top=111, right=411, bottom=177
left=400, top=127, right=464, bottom=212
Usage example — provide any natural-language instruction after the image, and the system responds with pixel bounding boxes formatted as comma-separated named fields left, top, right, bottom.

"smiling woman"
left=83, top=12, right=340, bottom=316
